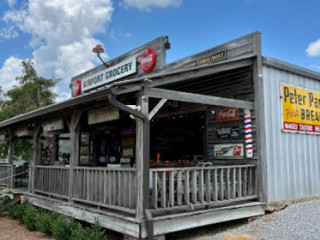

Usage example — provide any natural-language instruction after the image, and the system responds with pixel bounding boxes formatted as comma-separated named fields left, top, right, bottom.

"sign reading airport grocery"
left=81, top=57, right=136, bottom=92
left=282, top=83, right=320, bottom=134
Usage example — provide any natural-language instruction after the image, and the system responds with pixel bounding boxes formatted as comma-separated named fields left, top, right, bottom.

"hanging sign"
left=43, top=119, right=65, bottom=133
left=183, top=50, right=227, bottom=70
left=141, top=48, right=157, bottom=73
left=88, top=106, right=119, bottom=125
left=282, top=84, right=320, bottom=134
left=216, top=108, right=238, bottom=122
left=15, top=127, right=33, bottom=137
left=82, top=57, right=137, bottom=92
left=217, top=126, right=240, bottom=138
left=214, top=144, right=244, bottom=159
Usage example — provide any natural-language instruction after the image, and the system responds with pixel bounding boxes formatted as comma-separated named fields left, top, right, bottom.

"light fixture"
left=92, top=44, right=109, bottom=68
left=129, top=114, right=135, bottom=120
left=127, top=105, right=141, bottom=111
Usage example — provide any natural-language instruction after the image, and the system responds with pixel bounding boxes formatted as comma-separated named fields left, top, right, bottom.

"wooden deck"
left=24, top=164, right=264, bottom=238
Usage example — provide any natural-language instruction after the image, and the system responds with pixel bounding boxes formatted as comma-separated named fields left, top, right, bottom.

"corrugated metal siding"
left=263, top=65, right=320, bottom=203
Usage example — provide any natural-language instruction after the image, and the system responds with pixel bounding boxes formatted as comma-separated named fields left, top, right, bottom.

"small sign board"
left=82, top=57, right=137, bottom=92
left=183, top=50, right=227, bottom=70
left=217, top=126, right=240, bottom=138
left=216, top=108, right=238, bottom=122
left=214, top=143, right=244, bottom=159
left=88, top=106, right=119, bottom=125
left=43, top=119, right=65, bottom=133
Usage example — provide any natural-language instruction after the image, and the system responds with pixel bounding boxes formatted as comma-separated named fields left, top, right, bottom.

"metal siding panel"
left=263, top=65, right=320, bottom=202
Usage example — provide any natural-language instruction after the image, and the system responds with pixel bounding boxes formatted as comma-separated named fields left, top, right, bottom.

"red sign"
left=216, top=108, right=238, bottom=122
left=72, top=79, right=81, bottom=97
left=141, top=48, right=157, bottom=73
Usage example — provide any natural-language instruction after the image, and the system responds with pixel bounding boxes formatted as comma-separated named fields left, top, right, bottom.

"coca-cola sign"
left=72, top=79, right=81, bottom=97
left=141, top=48, right=157, bottom=73
left=216, top=108, right=238, bottom=122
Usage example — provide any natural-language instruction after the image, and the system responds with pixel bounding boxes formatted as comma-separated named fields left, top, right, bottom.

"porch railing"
left=0, top=164, right=14, bottom=186
left=150, top=164, right=258, bottom=210
left=33, top=166, right=70, bottom=199
left=72, top=167, right=136, bottom=213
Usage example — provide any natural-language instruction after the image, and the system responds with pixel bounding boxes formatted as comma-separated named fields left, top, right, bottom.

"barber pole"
left=244, top=109, right=253, bottom=158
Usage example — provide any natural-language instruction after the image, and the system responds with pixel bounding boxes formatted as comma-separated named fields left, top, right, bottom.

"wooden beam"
left=144, top=87, right=254, bottom=110
left=31, top=123, right=41, bottom=193
left=135, top=95, right=150, bottom=222
left=148, top=99, right=167, bottom=120
left=252, top=33, right=268, bottom=203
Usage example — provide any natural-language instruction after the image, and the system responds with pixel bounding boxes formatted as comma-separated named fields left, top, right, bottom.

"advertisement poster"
left=216, top=108, right=238, bottom=122
left=214, top=144, right=244, bottom=159
left=282, top=84, right=320, bottom=134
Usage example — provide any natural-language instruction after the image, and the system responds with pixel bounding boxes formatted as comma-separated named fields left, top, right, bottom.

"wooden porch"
left=24, top=163, right=264, bottom=238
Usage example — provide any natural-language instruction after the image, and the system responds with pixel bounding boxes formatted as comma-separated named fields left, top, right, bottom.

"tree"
left=0, top=60, right=60, bottom=162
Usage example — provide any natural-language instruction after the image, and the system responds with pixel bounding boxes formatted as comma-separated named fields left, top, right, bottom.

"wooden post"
left=135, top=95, right=150, bottom=222
left=31, top=124, right=41, bottom=193
left=252, top=33, right=268, bottom=203
left=8, top=130, right=15, bottom=187
left=68, top=111, right=82, bottom=202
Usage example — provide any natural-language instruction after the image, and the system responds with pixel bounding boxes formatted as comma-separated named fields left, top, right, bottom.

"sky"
left=0, top=0, right=320, bottom=102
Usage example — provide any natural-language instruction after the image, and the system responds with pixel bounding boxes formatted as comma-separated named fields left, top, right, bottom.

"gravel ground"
left=210, top=200, right=320, bottom=240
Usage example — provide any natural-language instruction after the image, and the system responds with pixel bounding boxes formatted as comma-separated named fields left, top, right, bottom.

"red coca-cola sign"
left=216, top=108, right=238, bottom=122
left=72, top=79, right=81, bottom=97
left=141, top=48, right=157, bottom=73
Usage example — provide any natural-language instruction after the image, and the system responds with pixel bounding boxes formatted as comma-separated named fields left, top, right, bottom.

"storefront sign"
left=141, top=48, right=157, bottom=73
left=72, top=79, right=81, bottom=97
left=214, top=144, right=244, bottom=159
left=82, top=57, right=137, bottom=92
left=217, top=126, right=240, bottom=138
left=88, top=107, right=119, bottom=125
left=282, top=84, right=320, bottom=134
left=183, top=50, right=227, bottom=70
left=43, top=119, right=65, bottom=133
left=216, top=108, right=238, bottom=122
left=16, top=127, right=33, bottom=137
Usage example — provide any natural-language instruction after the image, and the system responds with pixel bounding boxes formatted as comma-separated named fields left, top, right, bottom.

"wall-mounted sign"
left=183, top=50, right=227, bottom=70
left=15, top=127, right=33, bottom=137
left=72, top=79, right=81, bottom=97
left=82, top=57, right=136, bottom=92
left=214, top=144, right=244, bottom=159
left=141, top=48, right=157, bottom=73
left=43, top=119, right=65, bottom=133
left=282, top=84, right=320, bottom=134
left=88, top=106, right=120, bottom=125
left=216, top=108, right=238, bottom=122
left=217, top=126, right=240, bottom=138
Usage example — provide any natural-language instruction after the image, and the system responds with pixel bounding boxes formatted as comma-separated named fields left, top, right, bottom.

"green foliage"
left=71, top=220, right=106, bottom=240
left=0, top=184, right=12, bottom=216
left=52, top=215, right=77, bottom=240
left=23, top=204, right=39, bottom=231
left=7, top=203, right=107, bottom=240
left=36, top=211, right=60, bottom=237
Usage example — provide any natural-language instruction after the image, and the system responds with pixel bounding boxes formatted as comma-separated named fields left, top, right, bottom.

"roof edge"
left=262, top=57, right=320, bottom=81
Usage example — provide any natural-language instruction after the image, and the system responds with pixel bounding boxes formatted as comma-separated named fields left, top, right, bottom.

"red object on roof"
left=92, top=44, right=104, bottom=53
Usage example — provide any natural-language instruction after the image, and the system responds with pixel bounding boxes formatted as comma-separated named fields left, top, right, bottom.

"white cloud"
left=0, top=57, right=23, bottom=92
left=306, top=39, right=320, bottom=57
left=1, top=0, right=113, bottom=102
left=121, top=0, right=182, bottom=11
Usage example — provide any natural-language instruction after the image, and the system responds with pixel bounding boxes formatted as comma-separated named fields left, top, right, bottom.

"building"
left=0, top=32, right=319, bottom=239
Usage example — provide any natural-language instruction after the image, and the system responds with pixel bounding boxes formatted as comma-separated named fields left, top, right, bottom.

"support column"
left=8, top=130, right=15, bottom=187
left=135, top=95, right=150, bottom=222
left=68, top=111, right=82, bottom=201
left=31, top=123, right=41, bottom=193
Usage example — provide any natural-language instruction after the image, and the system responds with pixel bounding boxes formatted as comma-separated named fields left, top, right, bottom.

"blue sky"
left=0, top=0, right=320, bottom=102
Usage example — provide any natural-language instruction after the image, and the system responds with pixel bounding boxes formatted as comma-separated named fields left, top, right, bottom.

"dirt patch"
left=0, top=216, right=53, bottom=240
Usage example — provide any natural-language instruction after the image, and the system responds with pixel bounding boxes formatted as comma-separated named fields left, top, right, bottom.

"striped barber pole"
left=244, top=109, right=253, bottom=158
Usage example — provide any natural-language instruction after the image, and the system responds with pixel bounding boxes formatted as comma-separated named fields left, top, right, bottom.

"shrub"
left=0, top=184, right=12, bottom=216
left=10, top=202, right=27, bottom=223
left=36, top=211, right=60, bottom=237
left=23, top=205, right=39, bottom=231
left=52, top=214, right=77, bottom=240
left=71, top=220, right=106, bottom=240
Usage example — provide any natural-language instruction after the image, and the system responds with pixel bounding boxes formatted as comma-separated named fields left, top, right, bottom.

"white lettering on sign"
left=82, top=57, right=136, bottom=92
